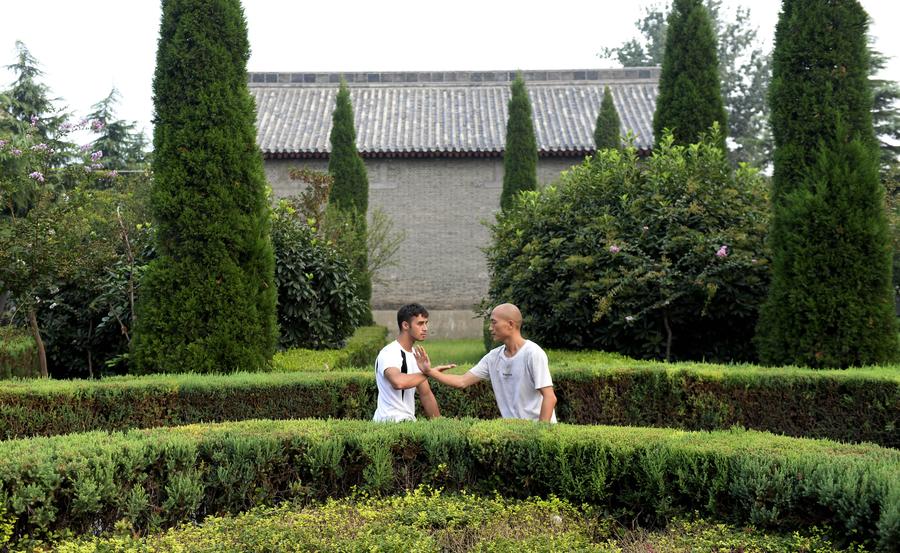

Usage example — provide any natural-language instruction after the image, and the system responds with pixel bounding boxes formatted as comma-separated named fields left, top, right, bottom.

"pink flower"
left=30, top=115, right=38, bottom=127
left=28, top=171, right=44, bottom=182
left=609, top=245, right=621, bottom=254
left=80, top=143, right=92, bottom=152
left=31, top=143, right=48, bottom=152
left=106, top=170, right=119, bottom=179
left=90, top=150, right=103, bottom=162
left=716, top=245, right=728, bottom=258
left=91, top=119, right=105, bottom=131
left=11, top=148, right=22, bottom=157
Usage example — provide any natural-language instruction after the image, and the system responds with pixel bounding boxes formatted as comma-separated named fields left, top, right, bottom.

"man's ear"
left=401, top=321, right=409, bottom=331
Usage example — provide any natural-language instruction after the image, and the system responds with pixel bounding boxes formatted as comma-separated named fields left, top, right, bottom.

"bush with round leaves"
left=485, top=128, right=770, bottom=362
left=272, top=201, right=365, bottom=350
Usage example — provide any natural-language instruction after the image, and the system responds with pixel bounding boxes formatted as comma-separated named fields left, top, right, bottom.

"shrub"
left=273, top=325, right=387, bottom=371
left=0, top=419, right=896, bottom=550
left=132, top=0, right=277, bottom=374
left=485, top=130, right=769, bottom=362
left=0, top=325, right=38, bottom=378
left=271, top=201, right=367, bottom=350
left=501, top=74, right=538, bottom=211
left=0, top=357, right=897, bottom=448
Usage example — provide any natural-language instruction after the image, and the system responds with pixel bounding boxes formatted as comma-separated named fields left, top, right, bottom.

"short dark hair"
left=397, top=303, right=429, bottom=330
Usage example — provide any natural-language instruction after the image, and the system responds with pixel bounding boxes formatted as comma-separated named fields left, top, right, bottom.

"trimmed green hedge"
left=272, top=325, right=386, bottom=372
left=52, top=489, right=861, bottom=553
left=1, top=419, right=897, bottom=550
left=1, top=362, right=897, bottom=448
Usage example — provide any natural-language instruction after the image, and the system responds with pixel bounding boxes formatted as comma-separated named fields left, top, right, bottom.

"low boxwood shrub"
left=1, top=419, right=897, bottom=550
left=0, top=325, right=39, bottom=379
left=0, top=360, right=897, bottom=448
left=50, top=488, right=859, bottom=553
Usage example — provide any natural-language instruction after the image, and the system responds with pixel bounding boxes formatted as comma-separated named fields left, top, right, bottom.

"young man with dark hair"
left=416, top=303, right=557, bottom=422
left=372, top=303, right=455, bottom=422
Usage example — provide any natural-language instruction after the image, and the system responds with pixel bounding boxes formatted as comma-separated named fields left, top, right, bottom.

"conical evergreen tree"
left=594, top=86, right=621, bottom=150
left=652, top=0, right=726, bottom=149
left=501, top=74, right=538, bottom=211
left=327, top=80, right=372, bottom=322
left=756, top=0, right=897, bottom=367
left=132, top=0, right=277, bottom=373
left=328, top=81, right=368, bottom=214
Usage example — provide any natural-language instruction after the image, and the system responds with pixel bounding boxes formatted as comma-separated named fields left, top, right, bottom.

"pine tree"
left=594, top=86, right=621, bottom=150
left=132, top=0, right=277, bottom=373
left=85, top=88, right=148, bottom=171
left=327, top=80, right=372, bottom=322
left=501, top=74, right=538, bottom=210
left=652, top=0, right=727, bottom=150
left=756, top=0, right=897, bottom=367
left=328, top=81, right=368, bottom=214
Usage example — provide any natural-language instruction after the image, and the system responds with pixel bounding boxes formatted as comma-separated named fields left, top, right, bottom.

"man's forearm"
left=538, top=390, right=557, bottom=422
left=420, top=392, right=441, bottom=418
left=390, top=372, right=427, bottom=390
left=425, top=369, right=468, bottom=389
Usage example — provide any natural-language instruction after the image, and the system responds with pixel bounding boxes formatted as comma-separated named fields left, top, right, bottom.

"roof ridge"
left=248, top=68, right=660, bottom=87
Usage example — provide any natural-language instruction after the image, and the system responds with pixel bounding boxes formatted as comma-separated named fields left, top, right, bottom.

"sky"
left=1, top=0, right=898, bottom=142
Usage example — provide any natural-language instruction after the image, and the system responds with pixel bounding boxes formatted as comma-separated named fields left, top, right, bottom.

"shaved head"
left=491, top=303, right=523, bottom=328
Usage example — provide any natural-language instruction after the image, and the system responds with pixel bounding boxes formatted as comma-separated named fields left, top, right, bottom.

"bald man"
left=415, top=303, right=557, bottom=422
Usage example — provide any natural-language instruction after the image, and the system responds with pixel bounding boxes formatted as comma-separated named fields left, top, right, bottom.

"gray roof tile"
left=249, top=69, right=659, bottom=157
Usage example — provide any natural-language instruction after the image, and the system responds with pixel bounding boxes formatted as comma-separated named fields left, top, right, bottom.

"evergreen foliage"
left=757, top=0, right=897, bottom=367
left=132, top=0, right=277, bottom=373
left=84, top=88, right=149, bottom=171
left=652, top=0, right=727, bottom=150
left=594, top=86, right=621, bottom=150
left=326, top=81, right=372, bottom=321
left=501, top=74, right=538, bottom=210
left=327, top=81, right=368, bottom=214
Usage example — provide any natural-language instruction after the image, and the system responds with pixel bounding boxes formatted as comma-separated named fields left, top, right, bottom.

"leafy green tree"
left=756, top=0, right=897, bottom=368
left=501, top=74, right=538, bottom=211
left=486, top=128, right=769, bottom=362
left=602, top=1, right=771, bottom=167
left=653, top=0, right=727, bottom=151
left=84, top=88, right=149, bottom=172
left=594, top=86, right=621, bottom=150
left=326, top=81, right=372, bottom=322
left=132, top=0, right=277, bottom=374
left=870, top=44, right=900, bottom=175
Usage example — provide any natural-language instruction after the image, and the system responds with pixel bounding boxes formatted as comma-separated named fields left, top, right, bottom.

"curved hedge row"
left=1, top=364, right=897, bottom=447
left=1, top=419, right=897, bottom=550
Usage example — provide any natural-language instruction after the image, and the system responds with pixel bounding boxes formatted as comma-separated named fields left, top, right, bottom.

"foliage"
left=271, top=200, right=366, bottom=349
left=46, top=490, right=863, bottom=553
left=601, top=1, right=772, bottom=167
left=652, top=0, right=727, bottom=151
left=501, top=74, right=538, bottom=211
left=485, top=129, right=769, bottom=362
left=0, top=418, right=896, bottom=550
left=0, top=324, right=38, bottom=378
left=870, top=43, right=900, bottom=175
left=593, top=86, right=621, bottom=151
left=326, top=81, right=372, bottom=322
left=1, top=349, right=898, bottom=448
left=757, top=0, right=897, bottom=368
left=273, top=325, right=387, bottom=371
left=133, top=0, right=277, bottom=374
left=83, top=88, right=149, bottom=173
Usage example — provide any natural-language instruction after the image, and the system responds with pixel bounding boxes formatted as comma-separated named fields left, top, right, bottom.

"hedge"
left=52, top=489, right=859, bottom=553
left=1, top=419, right=897, bottom=550
left=0, top=325, right=39, bottom=379
left=272, top=325, right=387, bottom=372
left=1, top=361, right=897, bottom=448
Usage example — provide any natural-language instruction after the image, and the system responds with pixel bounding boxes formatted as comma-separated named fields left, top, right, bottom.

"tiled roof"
left=249, top=69, right=659, bottom=158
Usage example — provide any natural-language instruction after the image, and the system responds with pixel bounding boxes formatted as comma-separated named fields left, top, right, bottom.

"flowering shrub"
left=485, top=129, right=770, bottom=362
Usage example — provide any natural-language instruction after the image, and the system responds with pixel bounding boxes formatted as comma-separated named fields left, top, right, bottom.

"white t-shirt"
left=373, top=340, right=420, bottom=422
left=468, top=340, right=557, bottom=422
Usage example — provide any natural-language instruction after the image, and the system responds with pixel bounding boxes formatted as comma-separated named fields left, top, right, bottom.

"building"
left=249, top=68, right=659, bottom=337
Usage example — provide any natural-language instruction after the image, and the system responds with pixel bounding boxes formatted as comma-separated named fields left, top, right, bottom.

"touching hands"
left=413, top=345, right=456, bottom=375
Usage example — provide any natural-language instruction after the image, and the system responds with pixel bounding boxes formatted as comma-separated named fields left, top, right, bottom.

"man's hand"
left=413, top=345, right=456, bottom=375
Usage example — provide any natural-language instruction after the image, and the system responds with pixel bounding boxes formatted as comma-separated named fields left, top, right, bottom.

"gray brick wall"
left=264, top=155, right=584, bottom=315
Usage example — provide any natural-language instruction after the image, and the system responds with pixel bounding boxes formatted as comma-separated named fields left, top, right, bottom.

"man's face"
left=405, top=314, right=429, bottom=342
left=489, top=314, right=512, bottom=342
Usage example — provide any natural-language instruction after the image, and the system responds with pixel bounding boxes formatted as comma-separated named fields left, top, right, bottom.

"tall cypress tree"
left=328, top=81, right=368, bottom=214
left=133, top=0, right=277, bottom=373
left=327, top=80, right=372, bottom=322
left=594, top=86, right=621, bottom=150
left=652, top=0, right=726, bottom=149
left=756, top=0, right=897, bottom=367
left=501, top=74, right=538, bottom=211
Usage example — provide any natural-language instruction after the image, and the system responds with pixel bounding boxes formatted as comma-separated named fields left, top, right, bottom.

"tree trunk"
left=0, top=289, right=10, bottom=320
left=27, top=308, right=48, bottom=378
left=663, top=309, right=673, bottom=362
